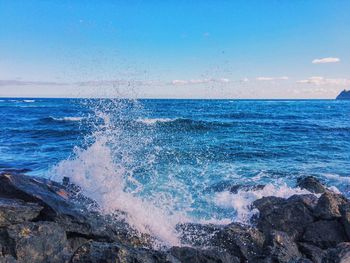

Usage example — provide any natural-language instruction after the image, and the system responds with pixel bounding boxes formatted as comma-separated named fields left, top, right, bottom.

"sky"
left=0, top=0, right=350, bottom=99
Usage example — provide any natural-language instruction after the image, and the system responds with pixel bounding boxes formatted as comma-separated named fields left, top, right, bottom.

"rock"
left=0, top=228, right=16, bottom=260
left=212, top=223, right=265, bottom=262
left=340, top=203, right=350, bottom=240
left=70, top=241, right=166, bottom=263
left=229, top=184, right=265, bottom=194
left=176, top=223, right=223, bottom=247
left=263, top=230, right=302, bottom=262
left=288, top=194, right=318, bottom=211
left=314, top=192, right=348, bottom=219
left=0, top=173, right=147, bottom=247
left=168, top=247, right=240, bottom=263
left=0, top=197, right=43, bottom=227
left=7, top=221, right=70, bottom=263
left=298, top=243, right=325, bottom=263
left=0, top=255, right=17, bottom=263
left=296, top=176, right=329, bottom=194
left=302, top=220, right=347, bottom=249
left=323, top=242, right=350, bottom=263
left=253, top=195, right=315, bottom=240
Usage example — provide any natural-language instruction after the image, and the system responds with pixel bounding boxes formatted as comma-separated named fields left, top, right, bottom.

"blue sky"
left=0, top=0, right=349, bottom=98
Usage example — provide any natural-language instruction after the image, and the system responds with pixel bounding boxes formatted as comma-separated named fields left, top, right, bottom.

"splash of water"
left=50, top=98, right=189, bottom=246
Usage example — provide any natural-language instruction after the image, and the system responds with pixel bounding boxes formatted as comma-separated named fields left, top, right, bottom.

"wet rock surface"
left=0, top=172, right=350, bottom=262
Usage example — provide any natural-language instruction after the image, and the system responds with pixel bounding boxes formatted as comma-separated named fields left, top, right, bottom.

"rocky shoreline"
left=0, top=172, right=349, bottom=262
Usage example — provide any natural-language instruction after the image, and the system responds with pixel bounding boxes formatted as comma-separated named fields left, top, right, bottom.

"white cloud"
left=297, top=76, right=350, bottom=86
left=256, top=76, right=289, bottom=81
left=312, top=57, right=340, bottom=64
left=170, top=78, right=230, bottom=85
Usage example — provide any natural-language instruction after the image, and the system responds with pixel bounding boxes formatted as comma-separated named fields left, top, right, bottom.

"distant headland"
left=336, top=90, right=350, bottom=100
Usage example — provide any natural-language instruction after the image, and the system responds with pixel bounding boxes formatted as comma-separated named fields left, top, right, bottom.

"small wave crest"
left=214, top=182, right=313, bottom=223
left=137, top=117, right=231, bottom=130
left=42, top=116, right=84, bottom=122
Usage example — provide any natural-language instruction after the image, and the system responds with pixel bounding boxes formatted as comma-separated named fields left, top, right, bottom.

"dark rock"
left=176, top=223, right=223, bottom=247
left=253, top=195, right=315, bottom=240
left=298, top=242, right=325, bottom=263
left=336, top=89, right=350, bottom=100
left=296, top=176, right=329, bottom=194
left=0, top=197, right=43, bottom=227
left=212, top=223, right=265, bottom=261
left=0, top=173, right=147, bottom=247
left=229, top=184, right=265, bottom=194
left=70, top=241, right=166, bottom=263
left=302, top=220, right=347, bottom=249
left=7, top=221, right=70, bottom=263
left=205, top=181, right=265, bottom=194
left=0, top=228, right=16, bottom=259
left=323, top=242, right=350, bottom=263
left=0, top=255, right=17, bottom=263
left=340, top=203, right=350, bottom=240
left=314, top=192, right=348, bottom=219
left=288, top=194, right=318, bottom=211
left=168, top=246, right=240, bottom=263
left=263, top=230, right=302, bottom=262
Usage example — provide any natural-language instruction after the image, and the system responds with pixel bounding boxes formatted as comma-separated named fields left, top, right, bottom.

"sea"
left=1, top=98, right=349, bottom=245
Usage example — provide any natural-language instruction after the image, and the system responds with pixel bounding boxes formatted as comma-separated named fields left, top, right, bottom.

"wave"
left=41, top=116, right=84, bottom=122
left=137, top=117, right=232, bottom=130
left=137, top=118, right=175, bottom=125
left=214, top=182, right=313, bottom=223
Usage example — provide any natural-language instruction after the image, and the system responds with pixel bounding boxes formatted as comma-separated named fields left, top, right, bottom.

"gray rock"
left=296, top=176, right=328, bottom=194
left=323, top=242, right=350, bottom=263
left=340, top=203, right=350, bottom=240
left=302, top=220, right=347, bottom=249
left=298, top=242, right=325, bottom=263
left=70, top=241, right=166, bottom=263
left=0, top=228, right=16, bottom=260
left=253, top=195, right=314, bottom=240
left=0, top=255, right=17, bottom=263
left=212, top=223, right=265, bottom=262
left=229, top=184, right=266, bottom=194
left=0, top=173, right=147, bottom=247
left=314, top=192, right=348, bottom=219
left=176, top=223, right=223, bottom=247
left=264, top=230, right=302, bottom=262
left=168, top=247, right=240, bottom=263
left=7, top=221, right=70, bottom=263
left=0, top=198, right=42, bottom=227
left=288, top=194, right=318, bottom=211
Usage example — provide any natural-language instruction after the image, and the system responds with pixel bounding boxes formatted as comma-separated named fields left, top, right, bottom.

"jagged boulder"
left=298, top=243, right=325, bottom=263
left=168, top=247, right=239, bottom=263
left=262, top=230, right=302, bottom=262
left=0, top=198, right=42, bottom=227
left=302, top=220, right=348, bottom=249
left=212, top=223, right=265, bottom=262
left=70, top=241, right=166, bottom=263
left=7, top=221, right=70, bottom=263
left=253, top=195, right=315, bottom=240
left=176, top=223, right=223, bottom=247
left=296, top=176, right=329, bottom=194
left=314, top=192, right=348, bottom=219
left=0, top=173, right=148, bottom=247
left=323, top=242, right=350, bottom=262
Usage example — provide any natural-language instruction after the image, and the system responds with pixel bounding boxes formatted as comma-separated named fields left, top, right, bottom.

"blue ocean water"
left=1, top=98, right=350, bottom=244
